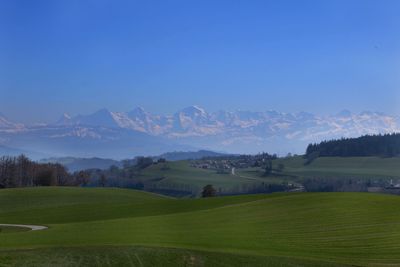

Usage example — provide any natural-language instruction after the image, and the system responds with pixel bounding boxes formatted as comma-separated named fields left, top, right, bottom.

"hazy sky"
left=1, top=0, right=400, bottom=123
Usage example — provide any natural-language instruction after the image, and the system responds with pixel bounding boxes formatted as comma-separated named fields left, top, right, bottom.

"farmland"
left=1, top=187, right=400, bottom=266
left=136, top=156, right=400, bottom=196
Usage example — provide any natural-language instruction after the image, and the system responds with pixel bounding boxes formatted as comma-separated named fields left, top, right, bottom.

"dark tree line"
left=0, top=155, right=90, bottom=188
left=302, top=177, right=369, bottom=192
left=306, top=133, right=400, bottom=158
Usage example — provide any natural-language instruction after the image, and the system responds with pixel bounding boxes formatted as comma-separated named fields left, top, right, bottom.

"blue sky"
left=1, top=0, right=399, bottom=123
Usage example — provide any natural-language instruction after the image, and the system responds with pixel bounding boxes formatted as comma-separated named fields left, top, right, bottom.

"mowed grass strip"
left=1, top=188, right=400, bottom=265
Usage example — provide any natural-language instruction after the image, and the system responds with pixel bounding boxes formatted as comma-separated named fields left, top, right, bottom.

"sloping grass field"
left=140, top=161, right=259, bottom=189
left=274, top=156, right=400, bottom=180
left=139, top=157, right=400, bottom=195
left=140, top=160, right=295, bottom=195
left=1, top=187, right=400, bottom=266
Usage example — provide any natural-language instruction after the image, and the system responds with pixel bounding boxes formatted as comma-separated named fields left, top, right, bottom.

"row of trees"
left=201, top=182, right=295, bottom=197
left=302, top=177, right=368, bottom=192
left=306, top=133, right=400, bottom=158
left=0, top=155, right=90, bottom=188
left=301, top=177, right=393, bottom=192
left=82, top=156, right=163, bottom=188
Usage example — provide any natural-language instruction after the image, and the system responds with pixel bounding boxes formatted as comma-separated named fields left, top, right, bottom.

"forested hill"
left=306, top=133, right=400, bottom=157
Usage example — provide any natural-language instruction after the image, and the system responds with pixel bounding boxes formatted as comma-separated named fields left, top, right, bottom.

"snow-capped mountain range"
left=0, top=106, right=399, bottom=159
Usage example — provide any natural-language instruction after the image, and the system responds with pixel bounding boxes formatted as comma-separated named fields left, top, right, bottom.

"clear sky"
left=1, top=0, right=399, bottom=123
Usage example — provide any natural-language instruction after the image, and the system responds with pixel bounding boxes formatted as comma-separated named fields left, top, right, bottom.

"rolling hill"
left=274, top=156, right=400, bottom=180
left=40, top=157, right=122, bottom=172
left=126, top=156, right=400, bottom=196
left=157, top=150, right=227, bottom=161
left=1, top=187, right=400, bottom=266
left=138, top=160, right=263, bottom=195
left=38, top=150, right=226, bottom=172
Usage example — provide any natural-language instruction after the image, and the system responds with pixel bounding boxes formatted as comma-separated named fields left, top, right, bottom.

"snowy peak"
left=172, top=106, right=214, bottom=133
left=0, top=107, right=399, bottom=158
left=55, top=113, right=73, bottom=125
left=178, top=106, right=207, bottom=117
left=62, top=113, right=72, bottom=120
left=0, top=114, right=11, bottom=128
left=128, top=107, right=150, bottom=120
left=45, top=108, right=400, bottom=140
left=0, top=113, right=23, bottom=129
left=71, top=109, right=121, bottom=128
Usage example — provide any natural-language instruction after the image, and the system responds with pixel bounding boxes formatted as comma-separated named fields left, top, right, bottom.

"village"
left=189, top=153, right=278, bottom=172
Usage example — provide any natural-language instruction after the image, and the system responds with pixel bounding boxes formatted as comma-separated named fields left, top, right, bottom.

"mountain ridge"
left=0, top=107, right=399, bottom=159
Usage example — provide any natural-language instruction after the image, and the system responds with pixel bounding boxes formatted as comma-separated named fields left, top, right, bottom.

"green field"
left=274, top=156, right=400, bottom=180
left=2, top=187, right=400, bottom=266
left=138, top=157, right=400, bottom=196
left=0, top=225, right=29, bottom=234
left=139, top=161, right=266, bottom=194
left=140, top=160, right=295, bottom=194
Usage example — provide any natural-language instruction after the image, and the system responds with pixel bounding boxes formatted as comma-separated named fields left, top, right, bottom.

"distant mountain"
left=40, top=150, right=225, bottom=172
left=54, top=113, right=73, bottom=126
left=157, top=150, right=227, bottom=161
left=0, top=107, right=399, bottom=159
left=0, top=113, right=23, bottom=130
left=40, top=157, right=122, bottom=172
left=66, top=109, right=123, bottom=128
left=0, top=124, right=195, bottom=160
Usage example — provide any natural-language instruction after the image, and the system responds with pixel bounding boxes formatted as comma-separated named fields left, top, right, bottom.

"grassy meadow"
left=138, top=160, right=270, bottom=196
left=136, top=156, right=400, bottom=196
left=139, top=161, right=259, bottom=189
left=273, top=156, right=400, bottom=180
left=1, top=187, right=400, bottom=266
